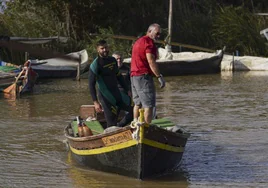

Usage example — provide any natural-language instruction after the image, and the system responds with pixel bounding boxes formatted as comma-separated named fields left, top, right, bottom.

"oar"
left=3, top=69, right=24, bottom=95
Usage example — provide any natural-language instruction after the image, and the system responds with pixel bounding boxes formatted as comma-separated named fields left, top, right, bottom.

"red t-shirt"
left=130, top=36, right=157, bottom=76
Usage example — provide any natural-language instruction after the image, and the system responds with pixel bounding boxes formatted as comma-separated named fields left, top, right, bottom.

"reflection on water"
left=66, top=151, right=188, bottom=188
left=0, top=73, right=268, bottom=187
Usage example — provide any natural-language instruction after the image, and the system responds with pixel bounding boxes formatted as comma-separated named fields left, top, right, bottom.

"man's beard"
left=100, top=51, right=108, bottom=57
left=154, top=36, right=160, bottom=42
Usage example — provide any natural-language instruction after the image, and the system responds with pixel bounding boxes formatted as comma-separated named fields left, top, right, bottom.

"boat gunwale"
left=64, top=124, right=132, bottom=141
left=64, top=122, right=190, bottom=142
left=156, top=49, right=224, bottom=64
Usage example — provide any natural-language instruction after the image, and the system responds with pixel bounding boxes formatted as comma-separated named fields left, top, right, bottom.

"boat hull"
left=0, top=63, right=20, bottom=90
left=124, top=48, right=224, bottom=76
left=19, top=68, right=38, bottom=93
left=31, top=49, right=89, bottom=78
left=157, top=53, right=222, bottom=76
left=0, top=68, right=37, bottom=94
left=32, top=69, right=79, bottom=78
left=65, top=121, right=189, bottom=179
left=70, top=142, right=185, bottom=179
left=70, top=143, right=141, bottom=178
left=0, top=74, right=16, bottom=89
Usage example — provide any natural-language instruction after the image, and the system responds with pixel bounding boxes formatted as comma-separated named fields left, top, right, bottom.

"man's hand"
left=157, top=74, right=165, bottom=88
left=94, top=101, right=103, bottom=113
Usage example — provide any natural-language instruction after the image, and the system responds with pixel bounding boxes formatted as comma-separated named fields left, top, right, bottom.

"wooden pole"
left=25, top=52, right=29, bottom=62
left=166, top=0, right=173, bottom=52
left=88, top=34, right=215, bottom=52
left=76, top=53, right=81, bottom=81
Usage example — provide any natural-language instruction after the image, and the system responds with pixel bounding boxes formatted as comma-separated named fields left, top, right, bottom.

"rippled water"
left=0, top=72, right=268, bottom=188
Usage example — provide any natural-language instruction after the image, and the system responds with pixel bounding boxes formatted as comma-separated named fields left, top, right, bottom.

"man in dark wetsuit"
left=88, top=40, right=133, bottom=128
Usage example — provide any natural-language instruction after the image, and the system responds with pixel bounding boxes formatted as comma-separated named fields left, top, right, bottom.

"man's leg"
left=131, top=76, right=141, bottom=121
left=137, top=75, right=155, bottom=124
left=117, top=103, right=133, bottom=127
left=131, top=75, right=155, bottom=123
left=144, top=107, right=153, bottom=124
left=98, top=93, right=117, bottom=127
left=133, top=105, right=140, bottom=120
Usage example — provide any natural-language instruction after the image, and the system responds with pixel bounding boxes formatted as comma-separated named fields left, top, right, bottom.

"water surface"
left=0, top=72, right=268, bottom=187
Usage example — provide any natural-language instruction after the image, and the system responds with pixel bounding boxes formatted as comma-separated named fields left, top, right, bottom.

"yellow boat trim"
left=141, top=138, right=184, bottom=152
left=70, top=137, right=184, bottom=155
left=70, top=139, right=138, bottom=155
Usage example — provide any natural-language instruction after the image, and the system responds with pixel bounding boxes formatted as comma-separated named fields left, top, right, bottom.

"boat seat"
left=79, top=104, right=105, bottom=121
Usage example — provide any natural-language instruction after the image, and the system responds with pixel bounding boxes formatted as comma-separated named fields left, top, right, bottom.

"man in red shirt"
left=130, top=23, right=165, bottom=124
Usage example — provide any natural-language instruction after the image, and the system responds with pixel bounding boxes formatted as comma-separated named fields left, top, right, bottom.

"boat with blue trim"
left=1, top=60, right=38, bottom=96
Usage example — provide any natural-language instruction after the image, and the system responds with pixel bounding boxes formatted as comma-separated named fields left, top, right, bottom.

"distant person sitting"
left=112, top=51, right=133, bottom=119
left=112, top=51, right=131, bottom=93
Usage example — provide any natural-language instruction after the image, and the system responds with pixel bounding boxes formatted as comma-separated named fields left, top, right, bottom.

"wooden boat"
left=0, top=61, right=21, bottom=73
left=64, top=105, right=190, bottom=179
left=124, top=47, right=225, bottom=76
left=18, top=62, right=38, bottom=93
left=0, top=61, right=21, bottom=90
left=0, top=71, right=19, bottom=90
left=31, top=49, right=89, bottom=78
left=1, top=60, right=38, bottom=95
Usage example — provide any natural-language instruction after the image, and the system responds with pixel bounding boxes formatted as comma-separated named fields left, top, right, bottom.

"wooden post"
left=166, top=0, right=173, bottom=52
left=25, top=52, right=29, bottom=61
left=232, top=52, right=235, bottom=72
left=76, top=53, right=81, bottom=81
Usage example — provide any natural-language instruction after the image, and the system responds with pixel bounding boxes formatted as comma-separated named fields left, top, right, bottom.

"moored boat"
left=31, top=49, right=89, bottom=78
left=0, top=61, right=21, bottom=90
left=64, top=105, right=190, bottom=179
left=124, top=47, right=225, bottom=76
left=18, top=61, right=38, bottom=94
left=0, top=71, right=18, bottom=90
left=1, top=60, right=38, bottom=96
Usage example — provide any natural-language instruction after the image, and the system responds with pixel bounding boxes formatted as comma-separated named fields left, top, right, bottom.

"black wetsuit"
left=89, top=56, right=133, bottom=128
left=118, top=63, right=131, bottom=92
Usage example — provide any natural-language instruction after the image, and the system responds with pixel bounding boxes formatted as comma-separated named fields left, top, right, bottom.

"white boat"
left=124, top=47, right=225, bottom=76
left=31, top=49, right=89, bottom=78
left=221, top=54, right=268, bottom=71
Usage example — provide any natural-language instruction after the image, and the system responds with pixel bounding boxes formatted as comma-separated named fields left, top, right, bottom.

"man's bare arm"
left=146, top=53, right=161, bottom=77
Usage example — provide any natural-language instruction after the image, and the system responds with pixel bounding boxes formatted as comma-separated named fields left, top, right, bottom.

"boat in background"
left=18, top=61, right=38, bottom=94
left=0, top=71, right=18, bottom=90
left=0, top=61, right=21, bottom=90
left=64, top=105, right=190, bottom=179
left=1, top=60, right=38, bottom=96
left=0, top=61, right=21, bottom=73
left=31, top=49, right=89, bottom=78
left=124, top=47, right=225, bottom=76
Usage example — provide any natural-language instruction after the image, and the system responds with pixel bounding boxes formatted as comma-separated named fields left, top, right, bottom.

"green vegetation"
left=0, top=0, right=268, bottom=64
left=212, top=6, right=268, bottom=56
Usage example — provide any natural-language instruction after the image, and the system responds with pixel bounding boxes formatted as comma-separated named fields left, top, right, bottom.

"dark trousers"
left=98, top=92, right=133, bottom=128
